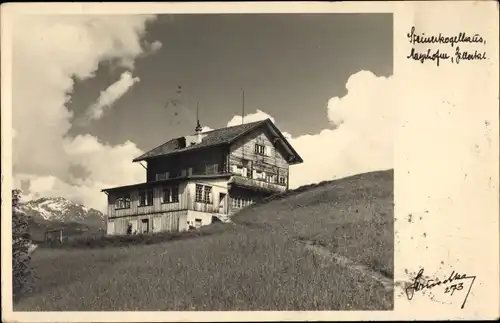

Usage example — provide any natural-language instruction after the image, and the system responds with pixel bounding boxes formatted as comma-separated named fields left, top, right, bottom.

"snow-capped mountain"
left=20, top=197, right=105, bottom=227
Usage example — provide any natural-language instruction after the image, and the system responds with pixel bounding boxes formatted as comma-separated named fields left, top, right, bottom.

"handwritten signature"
left=405, top=268, right=476, bottom=309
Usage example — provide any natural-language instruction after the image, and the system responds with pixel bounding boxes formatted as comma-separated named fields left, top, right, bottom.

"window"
left=139, top=190, right=146, bottom=206
left=147, top=189, right=154, bottom=205
left=279, top=176, right=287, bottom=185
left=254, top=170, right=266, bottom=181
left=195, top=184, right=212, bottom=204
left=162, top=187, right=170, bottom=203
left=255, top=143, right=265, bottom=155
left=203, top=186, right=212, bottom=203
left=162, top=185, right=179, bottom=203
left=171, top=186, right=179, bottom=202
left=115, top=193, right=131, bottom=209
left=232, top=165, right=247, bottom=177
left=195, top=184, right=203, bottom=202
left=232, top=197, right=254, bottom=209
left=139, top=189, right=154, bottom=206
left=266, top=174, right=276, bottom=183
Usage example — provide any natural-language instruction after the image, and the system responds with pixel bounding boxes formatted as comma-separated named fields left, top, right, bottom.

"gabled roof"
left=133, top=118, right=303, bottom=164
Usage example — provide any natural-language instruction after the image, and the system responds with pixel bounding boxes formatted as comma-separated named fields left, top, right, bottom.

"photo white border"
left=1, top=1, right=499, bottom=321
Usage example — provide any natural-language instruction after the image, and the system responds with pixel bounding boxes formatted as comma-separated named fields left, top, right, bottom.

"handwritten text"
left=406, top=26, right=488, bottom=66
left=405, top=268, right=476, bottom=309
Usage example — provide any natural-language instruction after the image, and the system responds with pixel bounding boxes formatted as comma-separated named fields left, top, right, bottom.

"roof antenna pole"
left=241, top=88, right=245, bottom=125
left=241, top=88, right=245, bottom=162
left=195, top=101, right=202, bottom=133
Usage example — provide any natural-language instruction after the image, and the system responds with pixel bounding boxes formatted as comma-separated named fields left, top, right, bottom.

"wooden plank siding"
left=107, top=182, right=189, bottom=218
left=229, top=126, right=290, bottom=185
left=107, top=211, right=187, bottom=236
left=186, top=178, right=229, bottom=214
left=146, top=146, right=228, bottom=181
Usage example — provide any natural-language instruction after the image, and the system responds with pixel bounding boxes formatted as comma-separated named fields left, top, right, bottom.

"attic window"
left=255, top=144, right=265, bottom=155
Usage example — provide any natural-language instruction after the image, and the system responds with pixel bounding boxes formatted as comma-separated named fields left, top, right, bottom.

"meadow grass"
left=15, top=170, right=394, bottom=311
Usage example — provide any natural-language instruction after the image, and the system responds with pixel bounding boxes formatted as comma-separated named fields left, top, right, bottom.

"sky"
left=12, top=13, right=394, bottom=211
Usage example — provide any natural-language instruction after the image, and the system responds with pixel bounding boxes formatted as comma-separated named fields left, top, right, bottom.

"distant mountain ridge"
left=20, top=197, right=104, bottom=223
left=18, top=197, right=106, bottom=242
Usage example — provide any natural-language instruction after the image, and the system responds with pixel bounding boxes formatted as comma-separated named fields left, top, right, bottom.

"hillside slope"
left=233, top=169, right=394, bottom=276
left=16, top=169, right=394, bottom=311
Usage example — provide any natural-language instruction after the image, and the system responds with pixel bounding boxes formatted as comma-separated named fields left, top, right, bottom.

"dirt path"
left=298, top=239, right=394, bottom=310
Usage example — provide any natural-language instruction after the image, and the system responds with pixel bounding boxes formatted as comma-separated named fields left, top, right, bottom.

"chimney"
left=195, top=119, right=203, bottom=144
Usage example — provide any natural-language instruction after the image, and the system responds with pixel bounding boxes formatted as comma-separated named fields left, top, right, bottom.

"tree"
left=12, top=189, right=33, bottom=302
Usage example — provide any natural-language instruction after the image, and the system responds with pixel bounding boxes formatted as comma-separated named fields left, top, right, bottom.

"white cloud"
left=224, top=71, right=394, bottom=189
left=289, top=70, right=394, bottom=189
left=86, top=71, right=140, bottom=121
left=12, top=15, right=160, bottom=211
left=226, top=109, right=274, bottom=127
left=150, top=40, right=163, bottom=53
left=226, top=110, right=292, bottom=139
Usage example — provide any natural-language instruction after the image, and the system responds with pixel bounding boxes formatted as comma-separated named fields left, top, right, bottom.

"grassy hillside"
left=27, top=217, right=105, bottom=244
left=15, top=169, right=394, bottom=311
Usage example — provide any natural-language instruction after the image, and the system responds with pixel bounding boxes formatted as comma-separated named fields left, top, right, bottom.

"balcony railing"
left=228, top=175, right=287, bottom=193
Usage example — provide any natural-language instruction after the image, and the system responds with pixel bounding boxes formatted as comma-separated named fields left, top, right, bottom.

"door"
left=218, top=193, right=226, bottom=213
left=107, top=221, right=115, bottom=235
left=141, top=219, right=150, bottom=233
left=130, top=220, right=138, bottom=234
left=153, top=217, right=162, bottom=233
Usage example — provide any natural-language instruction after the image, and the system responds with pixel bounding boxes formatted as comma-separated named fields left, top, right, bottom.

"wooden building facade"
left=102, top=118, right=303, bottom=236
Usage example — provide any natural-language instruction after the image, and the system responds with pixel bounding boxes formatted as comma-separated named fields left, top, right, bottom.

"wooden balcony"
left=228, top=175, right=287, bottom=194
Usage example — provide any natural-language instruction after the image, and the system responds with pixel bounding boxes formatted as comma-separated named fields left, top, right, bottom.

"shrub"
left=12, top=189, right=34, bottom=302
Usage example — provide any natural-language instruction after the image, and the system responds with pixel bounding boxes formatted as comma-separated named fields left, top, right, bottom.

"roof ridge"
left=185, top=119, right=266, bottom=136
left=133, top=118, right=272, bottom=162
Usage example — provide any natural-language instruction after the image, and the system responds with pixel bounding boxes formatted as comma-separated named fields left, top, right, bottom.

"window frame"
left=161, top=185, right=179, bottom=204
left=255, top=143, right=266, bottom=155
left=138, top=189, right=154, bottom=207
left=195, top=184, right=213, bottom=204
left=115, top=193, right=131, bottom=210
left=203, top=186, right=212, bottom=204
